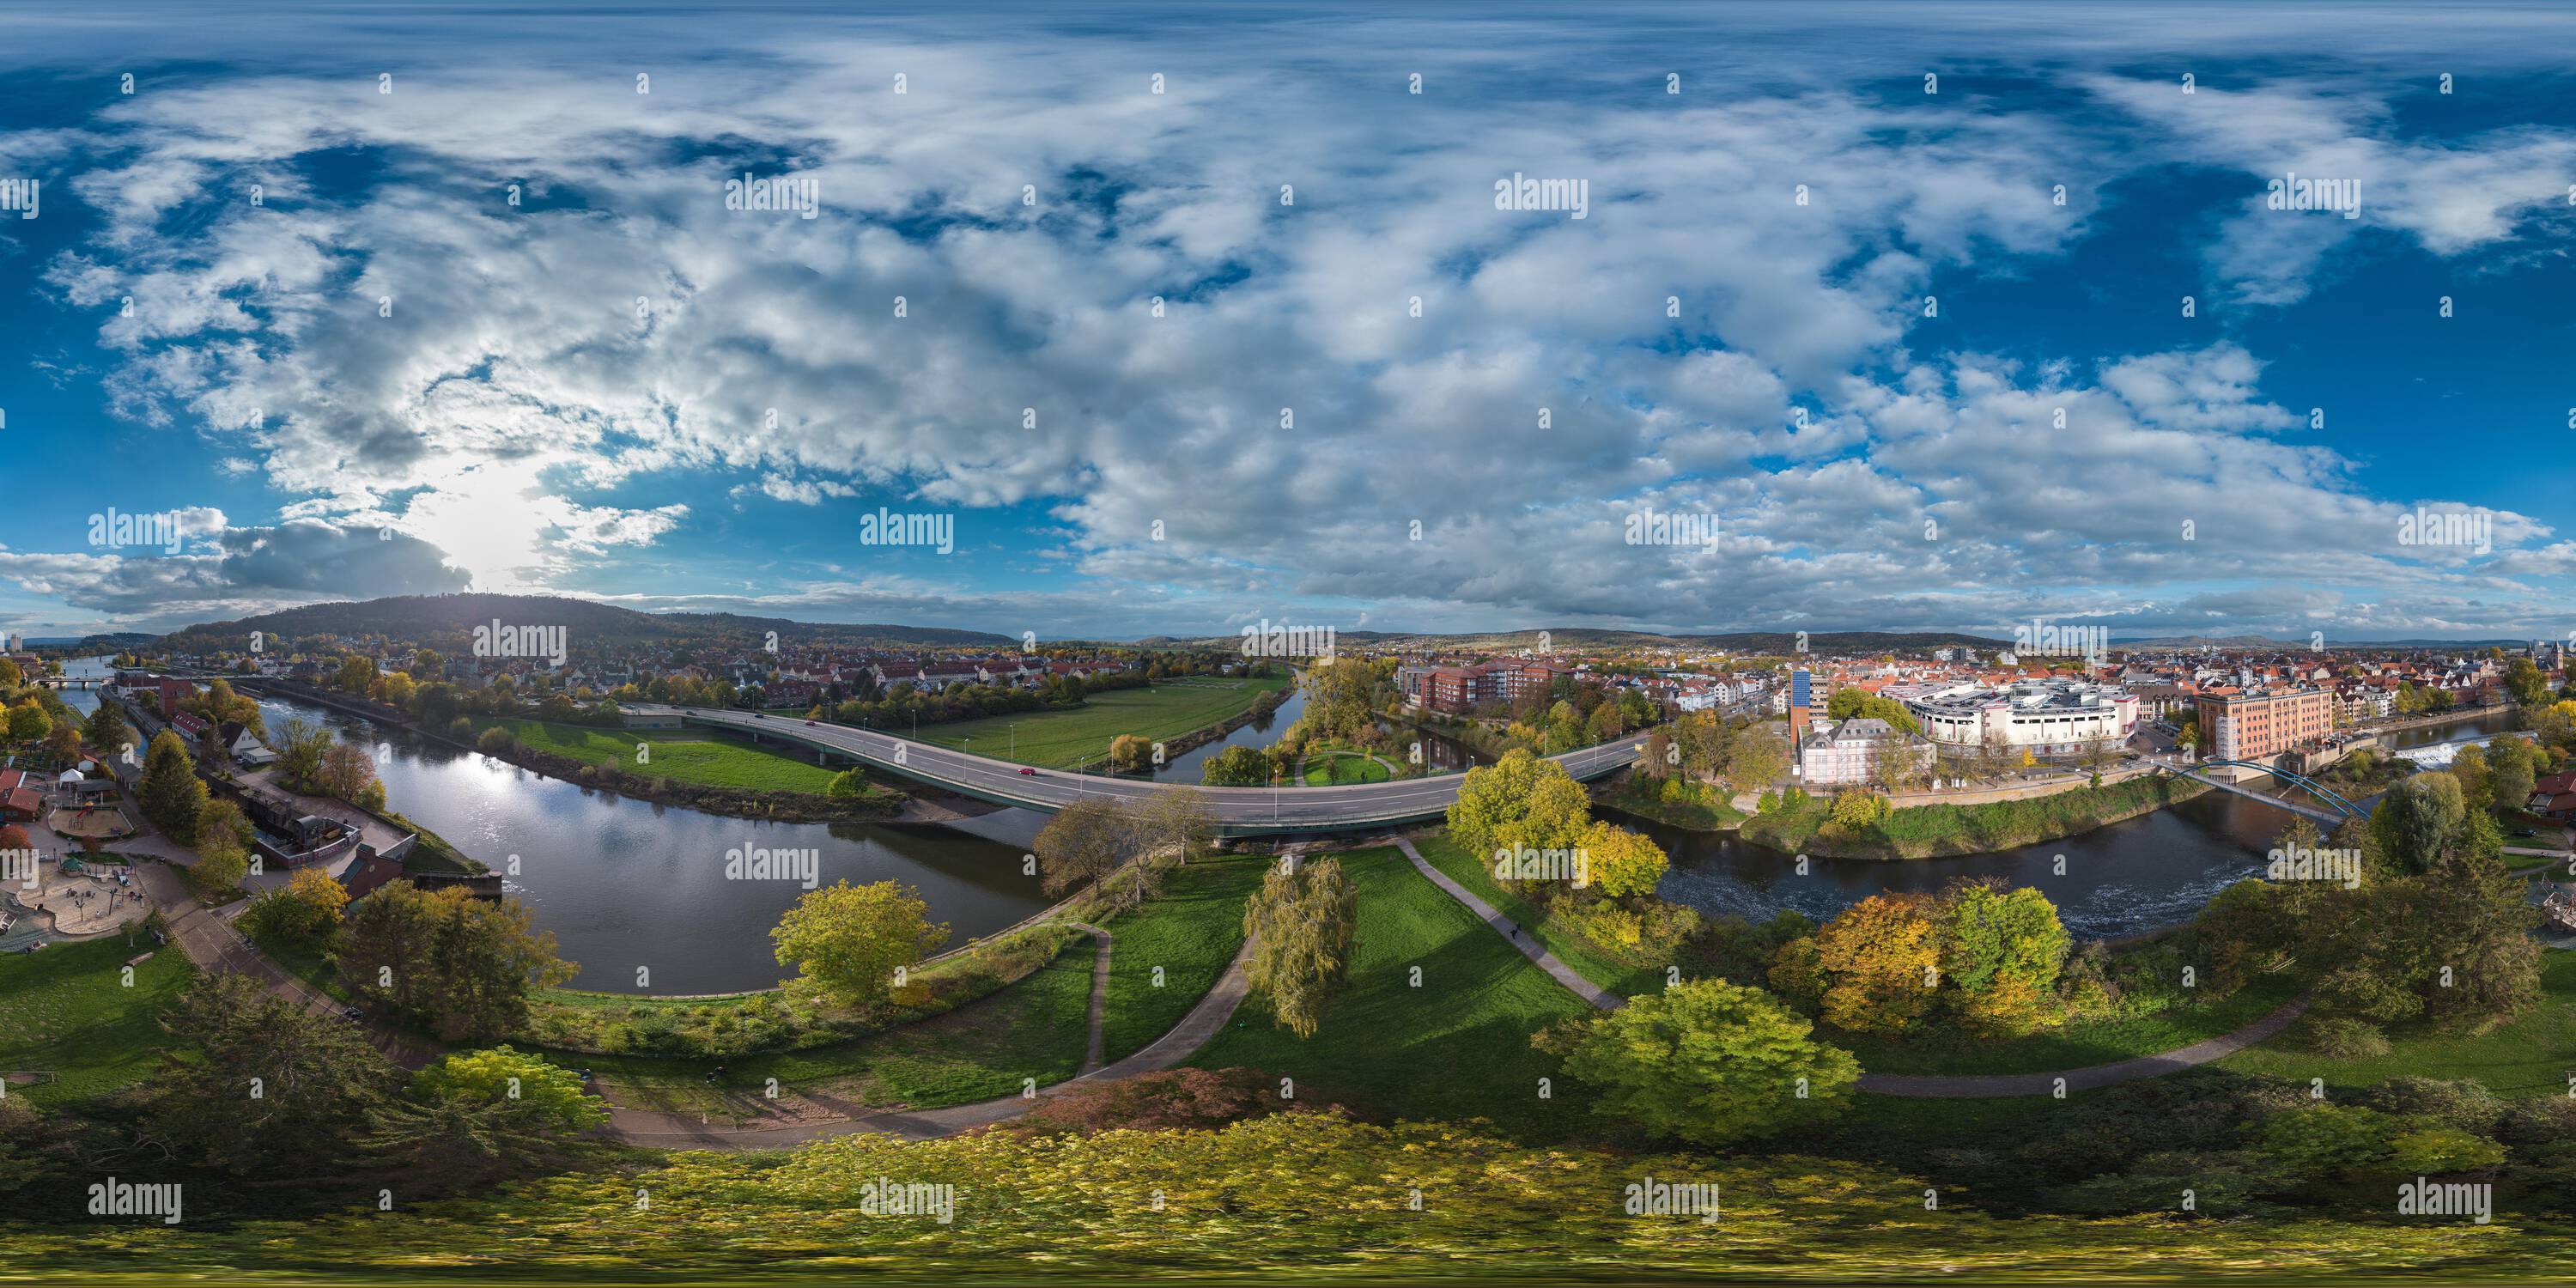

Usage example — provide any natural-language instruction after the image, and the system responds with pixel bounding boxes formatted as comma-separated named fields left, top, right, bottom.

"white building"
left=1895, top=678, right=2139, bottom=756
left=1797, top=717, right=1937, bottom=786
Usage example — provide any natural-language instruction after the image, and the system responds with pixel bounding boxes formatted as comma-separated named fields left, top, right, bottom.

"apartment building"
left=2193, top=688, right=2335, bottom=762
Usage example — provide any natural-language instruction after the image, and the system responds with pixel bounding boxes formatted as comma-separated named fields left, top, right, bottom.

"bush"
left=2305, top=1015, right=2392, bottom=1059
left=476, top=726, right=517, bottom=755
left=2357, top=1077, right=2506, bottom=1137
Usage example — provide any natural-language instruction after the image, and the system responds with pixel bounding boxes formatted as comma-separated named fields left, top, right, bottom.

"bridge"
left=34, top=676, right=107, bottom=690
left=647, top=705, right=1647, bottom=837
left=2162, top=758, right=2368, bottom=826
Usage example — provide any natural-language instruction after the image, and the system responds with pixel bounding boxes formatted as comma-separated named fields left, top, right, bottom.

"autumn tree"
left=1940, top=882, right=2069, bottom=1037
left=1242, top=855, right=1358, bottom=1038
left=240, top=865, right=351, bottom=951
left=138, top=728, right=210, bottom=841
left=1811, top=893, right=1941, bottom=1035
left=337, top=883, right=576, bottom=1041
left=1538, top=978, right=1859, bottom=1145
left=1108, top=733, right=1151, bottom=774
left=1577, top=819, right=1668, bottom=899
left=769, top=878, right=949, bottom=1012
left=1446, top=750, right=1591, bottom=868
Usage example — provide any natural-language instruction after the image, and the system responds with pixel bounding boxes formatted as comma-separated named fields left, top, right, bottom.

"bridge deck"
left=653, top=705, right=1643, bottom=836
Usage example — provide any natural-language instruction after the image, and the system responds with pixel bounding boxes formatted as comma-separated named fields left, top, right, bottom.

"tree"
left=334, top=655, right=379, bottom=694
left=2506, top=657, right=2549, bottom=706
left=770, top=878, right=949, bottom=1012
left=82, top=702, right=131, bottom=759
left=1537, top=978, right=1859, bottom=1145
left=1940, top=883, right=2069, bottom=1037
left=1201, top=744, right=1273, bottom=787
left=319, top=742, right=380, bottom=804
left=1446, top=750, right=1591, bottom=867
left=6, top=701, right=52, bottom=745
left=1139, top=787, right=1218, bottom=866
left=0, top=658, right=17, bottom=688
left=1108, top=733, right=1151, bottom=774
left=1577, top=820, right=1668, bottom=899
left=1033, top=798, right=1144, bottom=898
left=477, top=726, right=518, bottom=756
left=2489, top=738, right=2537, bottom=818
left=138, top=728, right=210, bottom=841
left=1812, top=894, right=1942, bottom=1035
left=240, top=865, right=350, bottom=950
left=2372, top=772, right=2468, bottom=873
left=410, top=1045, right=606, bottom=1134
left=189, top=835, right=252, bottom=899
left=1241, top=856, right=1358, bottom=1038
left=1827, top=790, right=1886, bottom=830
left=827, top=766, right=871, bottom=798
left=337, top=883, right=576, bottom=1041
left=275, top=715, right=333, bottom=787
left=2450, top=744, right=2493, bottom=812
left=145, top=974, right=400, bottom=1176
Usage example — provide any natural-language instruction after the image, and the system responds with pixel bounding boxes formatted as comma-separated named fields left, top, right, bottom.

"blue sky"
left=0, top=1, right=2569, bottom=642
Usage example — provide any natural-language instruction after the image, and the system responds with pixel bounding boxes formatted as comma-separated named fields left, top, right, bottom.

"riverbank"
left=459, top=717, right=906, bottom=823
left=1741, top=774, right=2215, bottom=860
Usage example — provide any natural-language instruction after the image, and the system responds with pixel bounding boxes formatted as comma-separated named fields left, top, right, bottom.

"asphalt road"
left=642, top=704, right=1645, bottom=833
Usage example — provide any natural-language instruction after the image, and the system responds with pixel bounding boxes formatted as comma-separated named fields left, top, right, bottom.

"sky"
left=0, top=0, right=2570, bottom=644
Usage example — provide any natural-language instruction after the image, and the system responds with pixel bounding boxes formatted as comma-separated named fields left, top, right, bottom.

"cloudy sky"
left=0, top=1, right=2569, bottom=643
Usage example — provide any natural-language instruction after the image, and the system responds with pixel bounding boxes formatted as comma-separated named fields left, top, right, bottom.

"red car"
left=1018, top=767, right=1037, bottom=775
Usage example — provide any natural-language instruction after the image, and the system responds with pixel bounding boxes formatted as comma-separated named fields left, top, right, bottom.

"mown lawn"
left=1300, top=750, right=1390, bottom=786
left=2217, top=948, right=2576, bottom=1098
left=1187, top=846, right=1601, bottom=1138
left=563, top=935, right=1099, bottom=1121
left=1834, top=971, right=2306, bottom=1077
left=915, top=676, right=1287, bottom=769
left=1411, top=831, right=1668, bottom=997
left=473, top=717, right=854, bottom=795
left=1098, top=854, right=1267, bottom=1062
left=0, top=935, right=196, bottom=1104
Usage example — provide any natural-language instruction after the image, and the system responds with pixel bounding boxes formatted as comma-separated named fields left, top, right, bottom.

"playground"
left=46, top=802, right=135, bottom=841
left=7, top=856, right=148, bottom=939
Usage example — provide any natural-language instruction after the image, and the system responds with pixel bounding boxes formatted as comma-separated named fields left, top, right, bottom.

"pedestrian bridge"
left=644, top=704, right=1645, bottom=837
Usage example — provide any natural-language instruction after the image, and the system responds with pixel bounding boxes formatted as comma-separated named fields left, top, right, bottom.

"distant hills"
left=147, top=594, right=1016, bottom=654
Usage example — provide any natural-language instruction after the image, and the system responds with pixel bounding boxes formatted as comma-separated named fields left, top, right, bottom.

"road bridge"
left=647, top=704, right=1645, bottom=837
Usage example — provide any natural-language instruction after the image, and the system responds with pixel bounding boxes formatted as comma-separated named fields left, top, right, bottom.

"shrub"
left=2306, top=1015, right=2391, bottom=1059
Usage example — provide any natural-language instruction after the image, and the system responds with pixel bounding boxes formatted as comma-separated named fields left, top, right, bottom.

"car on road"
left=752, top=712, right=765, bottom=719
left=1019, top=767, right=1037, bottom=775
left=340, top=1005, right=365, bottom=1023
left=805, top=720, right=817, bottom=726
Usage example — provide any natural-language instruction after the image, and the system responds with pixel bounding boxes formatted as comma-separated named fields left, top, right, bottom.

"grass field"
left=1835, top=971, right=2306, bottom=1077
left=915, top=676, right=1288, bottom=769
left=1411, top=831, right=1668, bottom=997
left=1099, top=854, right=1267, bottom=1062
left=565, top=935, right=1101, bottom=1121
left=1300, top=750, right=1390, bottom=786
left=473, top=717, right=854, bottom=795
left=0, top=935, right=196, bottom=1104
left=2217, top=948, right=2576, bottom=1098
left=1187, top=845, right=1601, bottom=1138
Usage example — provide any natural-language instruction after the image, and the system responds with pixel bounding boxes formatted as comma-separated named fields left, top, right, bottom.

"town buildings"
left=1893, top=677, right=2141, bottom=756
left=1796, top=716, right=1937, bottom=786
left=2193, top=687, right=2336, bottom=762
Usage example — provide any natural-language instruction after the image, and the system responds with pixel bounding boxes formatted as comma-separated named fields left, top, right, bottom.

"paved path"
left=598, top=836, right=1322, bottom=1151
left=1388, top=833, right=2319, bottom=1100
left=1391, top=835, right=1621, bottom=1009
left=1853, top=993, right=2314, bottom=1097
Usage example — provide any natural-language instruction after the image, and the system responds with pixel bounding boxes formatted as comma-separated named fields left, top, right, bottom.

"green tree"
left=138, top=728, right=210, bottom=841
left=81, top=702, right=131, bottom=758
left=4, top=701, right=51, bottom=745
left=2489, top=738, right=2537, bottom=817
left=1940, top=883, right=2069, bottom=1037
left=1201, top=744, right=1273, bottom=786
left=1577, top=819, right=1668, bottom=899
left=411, top=1045, right=606, bottom=1133
left=1446, top=750, right=1591, bottom=869
left=1537, top=978, right=1859, bottom=1145
left=240, top=865, right=350, bottom=950
left=1241, top=856, right=1358, bottom=1038
left=146, top=973, right=401, bottom=1176
left=337, top=883, right=577, bottom=1041
left=2371, top=772, right=2467, bottom=873
left=769, top=879, right=949, bottom=1012
left=826, top=766, right=871, bottom=798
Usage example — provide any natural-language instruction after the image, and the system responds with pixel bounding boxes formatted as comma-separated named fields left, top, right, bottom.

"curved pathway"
left=1388, top=836, right=2316, bottom=1099
left=603, top=834, right=1306, bottom=1150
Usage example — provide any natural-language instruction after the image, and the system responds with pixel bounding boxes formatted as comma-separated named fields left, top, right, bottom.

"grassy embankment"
left=469, top=717, right=879, bottom=797
left=549, top=854, right=1267, bottom=1121
left=1741, top=773, right=2211, bottom=859
left=0, top=936, right=197, bottom=1105
left=914, top=675, right=1289, bottom=769
left=1187, top=845, right=1600, bottom=1138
